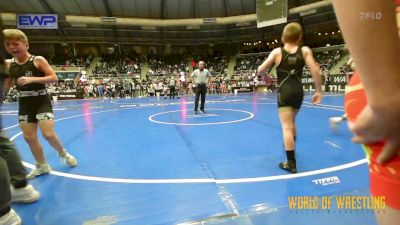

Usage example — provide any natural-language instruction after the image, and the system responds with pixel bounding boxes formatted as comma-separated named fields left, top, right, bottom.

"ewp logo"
left=17, top=14, right=58, bottom=29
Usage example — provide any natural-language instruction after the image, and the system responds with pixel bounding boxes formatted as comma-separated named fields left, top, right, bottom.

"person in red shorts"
left=333, top=0, right=400, bottom=224
left=397, top=0, right=400, bottom=34
left=329, top=58, right=356, bottom=131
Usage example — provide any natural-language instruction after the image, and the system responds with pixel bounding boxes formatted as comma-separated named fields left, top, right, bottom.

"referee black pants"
left=169, top=86, right=176, bottom=99
left=0, top=131, right=27, bottom=217
left=194, top=83, right=207, bottom=111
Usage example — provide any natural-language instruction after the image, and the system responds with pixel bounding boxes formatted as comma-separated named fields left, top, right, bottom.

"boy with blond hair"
left=258, top=22, right=322, bottom=173
left=3, top=29, right=77, bottom=179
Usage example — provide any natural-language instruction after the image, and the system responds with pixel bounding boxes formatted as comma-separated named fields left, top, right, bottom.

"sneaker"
left=201, top=110, right=206, bottom=114
left=0, top=209, right=22, bottom=225
left=329, top=117, right=344, bottom=131
left=11, top=184, right=40, bottom=203
left=58, top=150, right=78, bottom=167
left=194, top=110, right=199, bottom=115
left=279, top=161, right=297, bottom=174
left=26, top=163, right=51, bottom=180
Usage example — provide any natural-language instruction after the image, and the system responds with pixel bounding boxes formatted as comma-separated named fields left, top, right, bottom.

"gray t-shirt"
left=169, top=79, right=176, bottom=87
left=190, top=69, right=211, bottom=84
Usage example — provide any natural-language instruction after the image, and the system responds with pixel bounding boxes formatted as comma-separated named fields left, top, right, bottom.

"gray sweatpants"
left=0, top=131, right=27, bottom=216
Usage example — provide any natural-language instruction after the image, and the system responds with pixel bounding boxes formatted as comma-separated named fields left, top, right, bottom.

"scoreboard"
left=256, top=0, right=288, bottom=28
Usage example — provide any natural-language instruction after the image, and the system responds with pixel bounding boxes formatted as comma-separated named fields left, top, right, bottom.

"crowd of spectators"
left=47, top=80, right=78, bottom=94
left=92, top=53, right=141, bottom=78
left=338, top=63, right=353, bottom=74
left=49, top=54, right=93, bottom=68
left=147, top=54, right=189, bottom=77
left=313, top=49, right=344, bottom=70
left=3, top=75, right=272, bottom=103
left=235, top=48, right=347, bottom=78
left=192, top=54, right=228, bottom=76
left=81, top=79, right=138, bottom=99
left=235, top=54, right=267, bottom=75
left=3, top=47, right=351, bottom=103
left=29, top=52, right=93, bottom=68
left=146, top=54, right=228, bottom=79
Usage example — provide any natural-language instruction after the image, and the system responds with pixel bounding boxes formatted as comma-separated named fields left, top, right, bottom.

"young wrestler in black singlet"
left=9, top=56, right=53, bottom=123
left=3, top=29, right=77, bottom=179
left=258, top=23, right=323, bottom=173
left=276, top=46, right=305, bottom=111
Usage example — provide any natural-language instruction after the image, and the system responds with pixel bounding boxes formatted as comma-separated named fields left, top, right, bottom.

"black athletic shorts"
left=277, top=79, right=304, bottom=110
left=18, top=95, right=54, bottom=123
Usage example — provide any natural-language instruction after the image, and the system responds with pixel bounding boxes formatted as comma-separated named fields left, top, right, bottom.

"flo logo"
left=25, top=71, right=33, bottom=77
left=312, top=176, right=341, bottom=186
left=360, top=12, right=382, bottom=20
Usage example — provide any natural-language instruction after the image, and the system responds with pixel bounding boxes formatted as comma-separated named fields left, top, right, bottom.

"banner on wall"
left=302, top=74, right=347, bottom=92
left=55, top=72, right=79, bottom=80
left=50, top=92, right=84, bottom=100
left=232, top=87, right=253, bottom=93
left=17, top=14, right=58, bottom=29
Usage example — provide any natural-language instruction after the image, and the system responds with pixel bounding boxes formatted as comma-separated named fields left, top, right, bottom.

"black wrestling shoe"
left=279, top=161, right=297, bottom=174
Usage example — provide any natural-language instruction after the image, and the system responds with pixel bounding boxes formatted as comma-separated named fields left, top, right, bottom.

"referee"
left=168, top=76, right=176, bottom=99
left=191, top=61, right=211, bottom=114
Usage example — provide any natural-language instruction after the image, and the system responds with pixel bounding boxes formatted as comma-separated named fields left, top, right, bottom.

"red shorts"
left=345, top=72, right=400, bottom=209
left=397, top=0, right=400, bottom=11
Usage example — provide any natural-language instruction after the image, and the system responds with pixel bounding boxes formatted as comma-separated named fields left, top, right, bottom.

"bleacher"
left=192, top=54, right=228, bottom=76
left=92, top=53, right=141, bottom=78
left=233, top=45, right=348, bottom=77
left=147, top=54, right=189, bottom=77
left=234, top=53, right=267, bottom=75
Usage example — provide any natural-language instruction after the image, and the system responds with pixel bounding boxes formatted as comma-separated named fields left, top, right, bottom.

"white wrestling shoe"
left=26, top=163, right=51, bottom=180
left=11, top=184, right=40, bottom=203
left=0, top=209, right=22, bottom=225
left=329, top=117, right=344, bottom=131
left=58, top=150, right=78, bottom=167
